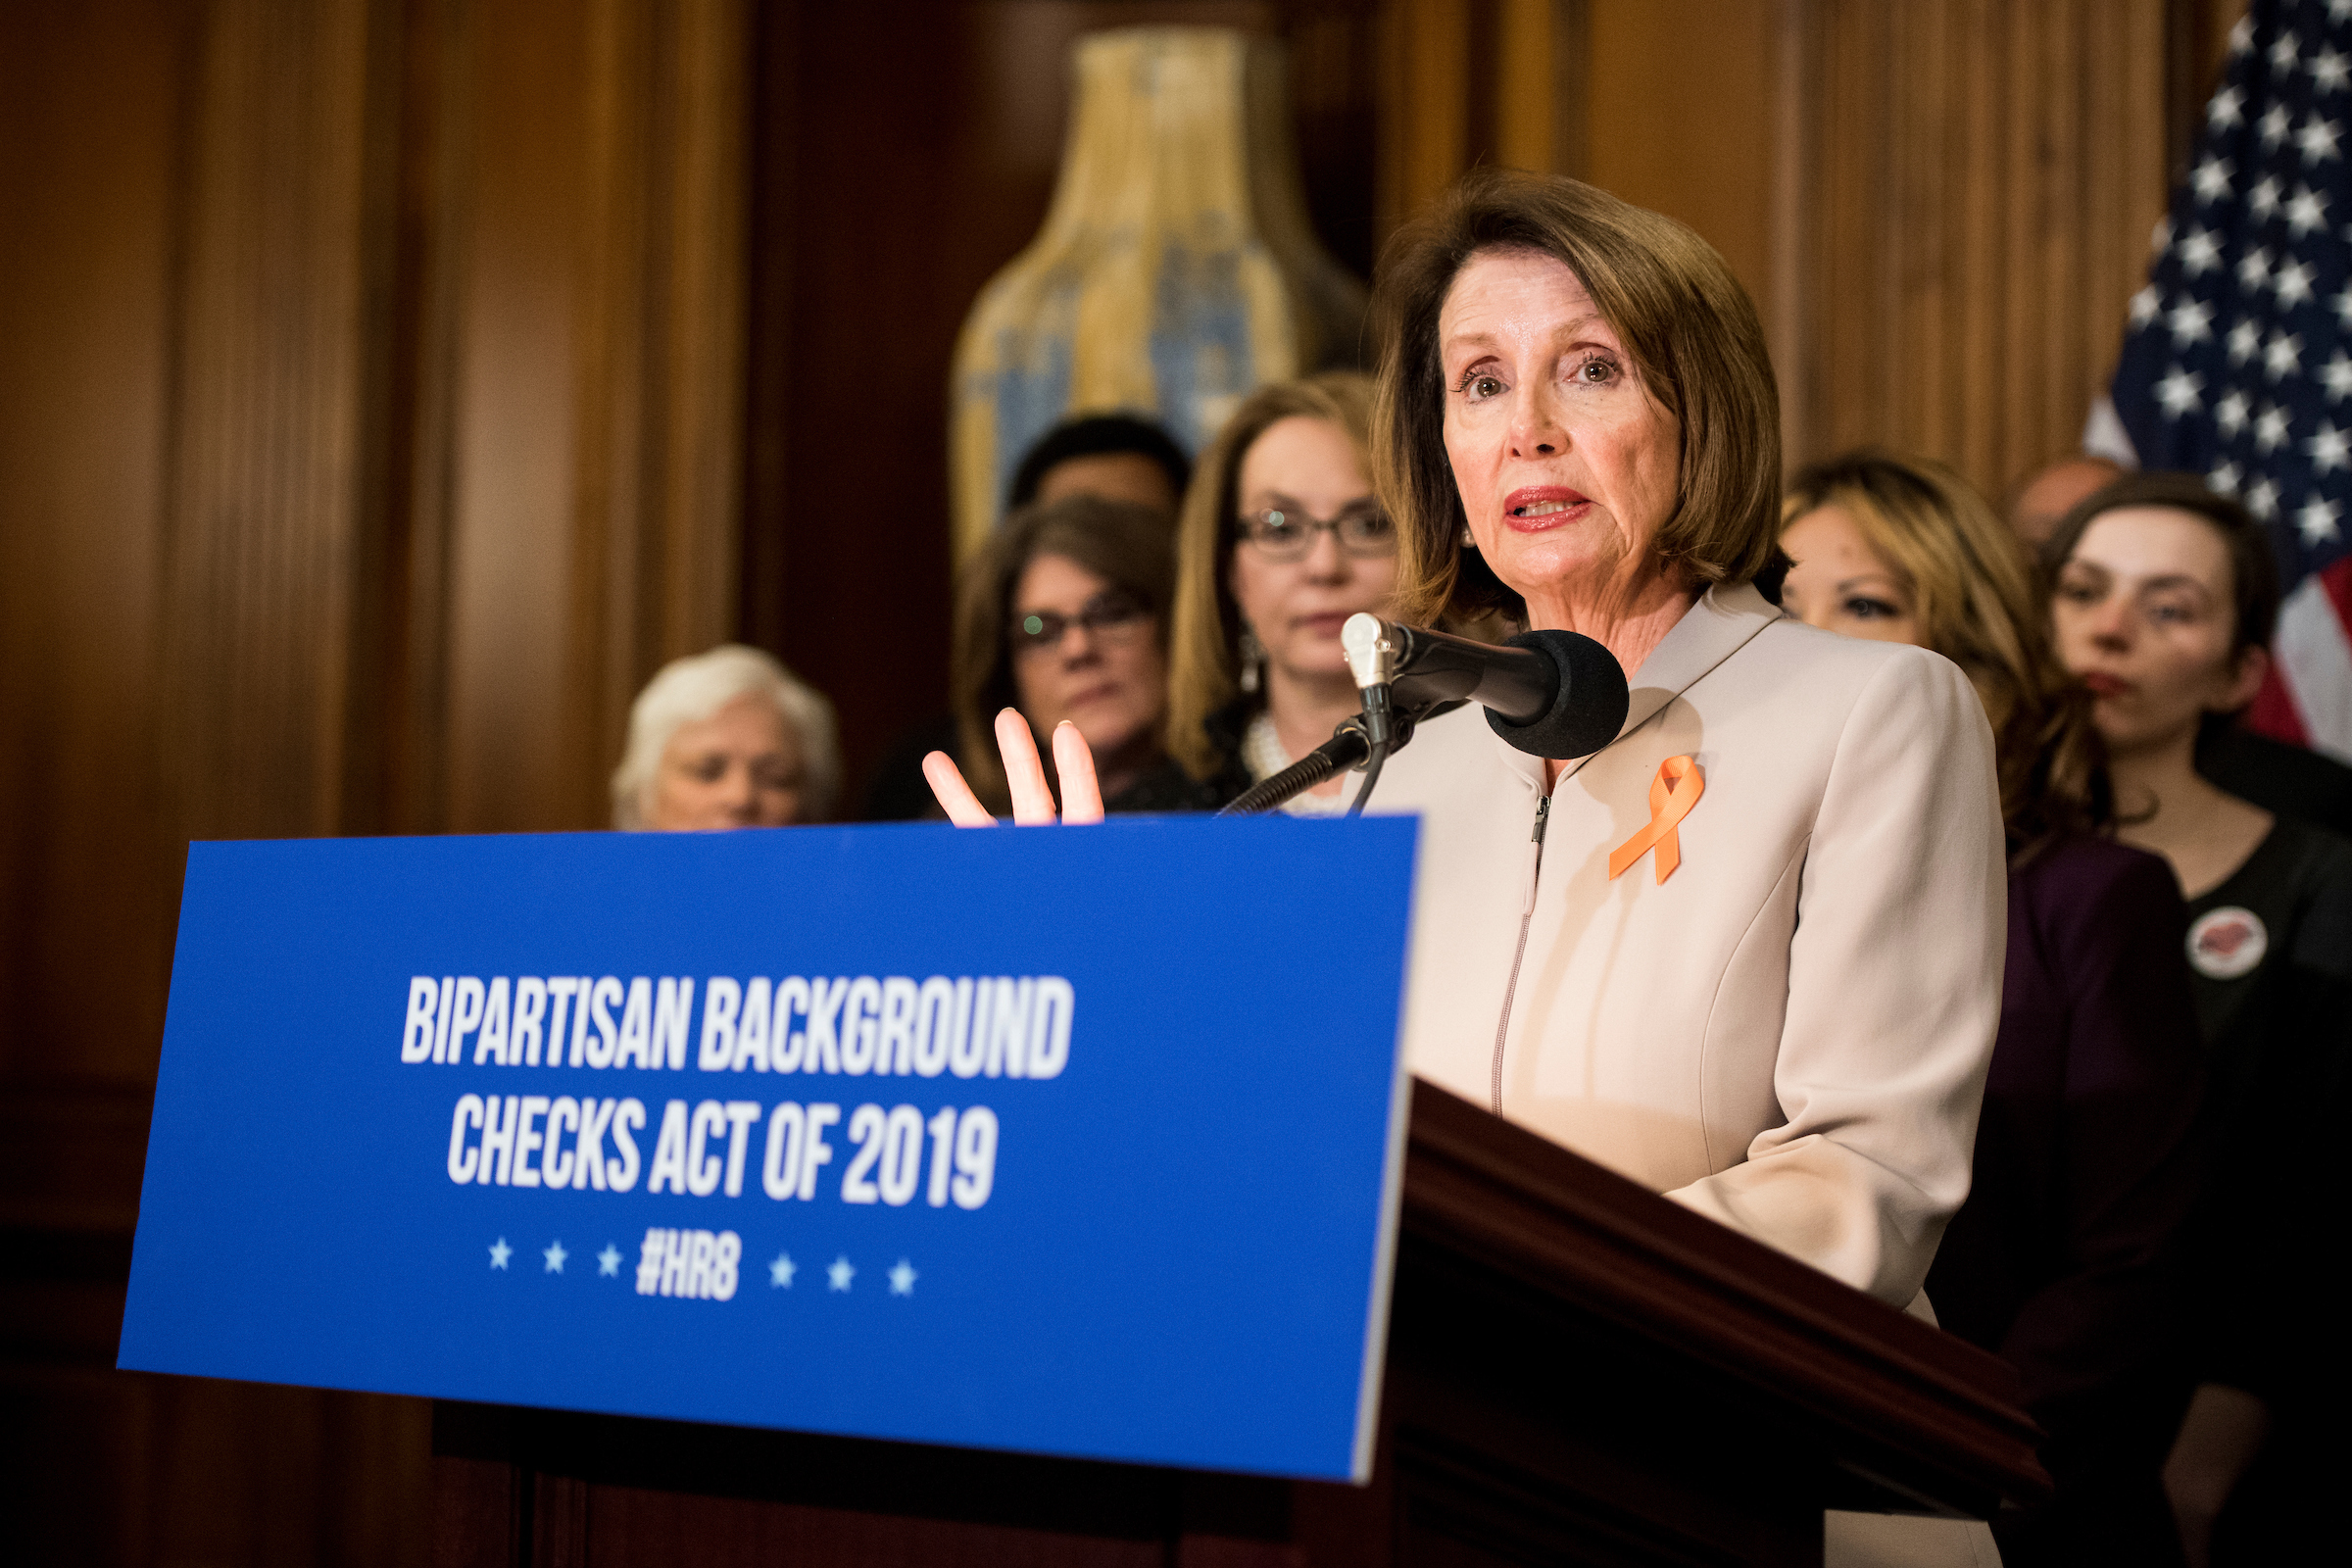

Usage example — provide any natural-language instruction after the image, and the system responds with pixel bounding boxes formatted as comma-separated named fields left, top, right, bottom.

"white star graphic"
left=2300, top=114, right=2343, bottom=166
left=2155, top=366, right=2205, bottom=417
left=2217, top=388, right=2252, bottom=435
left=2273, top=31, right=2303, bottom=74
left=2324, top=352, right=2352, bottom=402
left=2231, top=13, right=2254, bottom=53
left=2166, top=298, right=2216, bottom=348
left=2247, top=476, right=2281, bottom=519
left=2256, top=403, right=2293, bottom=453
left=2130, top=283, right=2162, bottom=325
left=2262, top=103, right=2294, bottom=149
left=2210, top=460, right=2244, bottom=496
left=2150, top=216, right=2173, bottom=254
left=2228, top=318, right=2264, bottom=365
left=2321, top=47, right=2352, bottom=94
left=489, top=1237, right=513, bottom=1270
left=2298, top=494, right=2343, bottom=545
left=888, top=1259, right=918, bottom=1297
left=2278, top=259, right=2319, bottom=309
left=2286, top=184, right=2333, bottom=237
left=2238, top=248, right=2276, bottom=292
left=2210, top=83, right=2247, bottom=126
left=769, top=1251, right=797, bottom=1288
left=2265, top=330, right=2305, bottom=381
left=2310, top=419, right=2352, bottom=474
left=827, top=1255, right=856, bottom=1292
left=544, top=1239, right=568, bottom=1273
left=2250, top=175, right=2283, bottom=221
left=2180, top=225, right=2223, bottom=277
left=598, top=1245, right=621, bottom=1276
left=2334, top=1, right=2352, bottom=26
left=2191, top=154, right=2236, bottom=204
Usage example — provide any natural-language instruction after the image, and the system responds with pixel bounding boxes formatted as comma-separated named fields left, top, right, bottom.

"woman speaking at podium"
left=928, top=174, right=2005, bottom=1548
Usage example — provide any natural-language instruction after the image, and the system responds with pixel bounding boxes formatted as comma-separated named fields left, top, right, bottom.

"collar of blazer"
left=1501, top=581, right=1788, bottom=785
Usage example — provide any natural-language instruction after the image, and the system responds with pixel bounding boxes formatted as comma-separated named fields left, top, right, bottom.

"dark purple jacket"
left=1927, top=835, right=2204, bottom=1446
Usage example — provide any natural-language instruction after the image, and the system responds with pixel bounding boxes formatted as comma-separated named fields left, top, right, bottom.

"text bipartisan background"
left=118, top=816, right=1418, bottom=1481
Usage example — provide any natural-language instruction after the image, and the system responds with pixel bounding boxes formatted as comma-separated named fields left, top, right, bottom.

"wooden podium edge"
left=1401, top=1078, right=2051, bottom=1510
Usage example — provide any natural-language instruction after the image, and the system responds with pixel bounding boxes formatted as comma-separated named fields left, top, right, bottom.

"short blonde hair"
left=1164, top=372, right=1377, bottom=779
left=1372, top=168, right=1783, bottom=623
left=611, top=644, right=840, bottom=828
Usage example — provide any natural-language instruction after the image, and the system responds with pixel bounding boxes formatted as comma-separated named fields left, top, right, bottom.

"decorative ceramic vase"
left=949, top=26, right=1368, bottom=562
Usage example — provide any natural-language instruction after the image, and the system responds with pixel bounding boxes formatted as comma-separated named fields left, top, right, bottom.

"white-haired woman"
left=612, top=645, right=840, bottom=830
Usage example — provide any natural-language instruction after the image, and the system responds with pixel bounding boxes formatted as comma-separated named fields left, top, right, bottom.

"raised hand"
left=921, top=709, right=1105, bottom=826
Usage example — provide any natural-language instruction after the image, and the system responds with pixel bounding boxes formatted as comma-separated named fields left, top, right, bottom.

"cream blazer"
left=1373, top=582, right=2006, bottom=1308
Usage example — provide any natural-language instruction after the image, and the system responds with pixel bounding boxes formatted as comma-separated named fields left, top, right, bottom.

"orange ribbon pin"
left=1607, top=756, right=1704, bottom=884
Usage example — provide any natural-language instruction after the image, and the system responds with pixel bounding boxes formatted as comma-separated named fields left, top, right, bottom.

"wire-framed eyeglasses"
left=1235, top=504, right=1396, bottom=561
left=1010, top=589, right=1152, bottom=658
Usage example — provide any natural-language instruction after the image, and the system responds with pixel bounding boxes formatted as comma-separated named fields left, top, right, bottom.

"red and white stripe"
left=2247, top=556, right=2352, bottom=764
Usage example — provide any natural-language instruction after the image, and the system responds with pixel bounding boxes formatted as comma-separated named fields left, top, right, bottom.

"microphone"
left=1342, top=613, right=1630, bottom=760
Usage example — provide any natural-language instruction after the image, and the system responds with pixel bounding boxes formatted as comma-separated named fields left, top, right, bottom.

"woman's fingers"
left=996, top=709, right=1058, bottom=824
left=921, top=752, right=997, bottom=828
left=1052, top=721, right=1104, bottom=824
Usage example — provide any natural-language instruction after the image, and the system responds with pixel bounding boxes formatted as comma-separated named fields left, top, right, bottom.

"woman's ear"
left=2220, top=639, right=2271, bottom=713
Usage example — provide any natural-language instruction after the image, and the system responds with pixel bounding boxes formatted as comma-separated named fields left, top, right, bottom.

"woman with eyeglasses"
left=944, top=493, right=1204, bottom=818
left=1163, top=373, right=1398, bottom=811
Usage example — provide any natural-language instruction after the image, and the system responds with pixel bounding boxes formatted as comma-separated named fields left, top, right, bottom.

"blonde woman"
left=1164, top=372, right=1398, bottom=811
left=1782, top=452, right=2203, bottom=1565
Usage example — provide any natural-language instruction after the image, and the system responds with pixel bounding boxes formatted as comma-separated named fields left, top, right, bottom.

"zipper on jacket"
left=1491, top=794, right=1549, bottom=1113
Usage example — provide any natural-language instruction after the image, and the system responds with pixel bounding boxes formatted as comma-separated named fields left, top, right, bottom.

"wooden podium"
left=434, top=1080, right=2048, bottom=1566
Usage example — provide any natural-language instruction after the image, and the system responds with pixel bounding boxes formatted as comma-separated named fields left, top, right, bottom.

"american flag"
left=2112, top=0, right=2352, bottom=761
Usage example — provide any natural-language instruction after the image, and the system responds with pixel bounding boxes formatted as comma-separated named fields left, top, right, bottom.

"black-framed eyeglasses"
left=1235, top=504, right=1396, bottom=561
left=1010, top=589, right=1152, bottom=657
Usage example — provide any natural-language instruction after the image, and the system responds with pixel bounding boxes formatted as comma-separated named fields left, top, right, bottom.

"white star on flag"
left=2248, top=476, right=2282, bottom=519
left=2288, top=183, right=2334, bottom=235
left=2302, top=115, right=2345, bottom=165
left=769, top=1252, right=797, bottom=1288
left=2320, top=47, right=2352, bottom=92
left=2263, top=103, right=2294, bottom=148
left=597, top=1245, right=621, bottom=1276
left=2212, top=83, right=2248, bottom=125
left=2193, top=155, right=2236, bottom=203
left=2218, top=388, right=2253, bottom=434
left=2278, top=259, right=2320, bottom=308
left=2211, top=459, right=2245, bottom=495
left=2258, top=403, right=2294, bottom=452
left=2336, top=284, right=2352, bottom=329
left=2191, top=154, right=2230, bottom=204
left=888, top=1259, right=918, bottom=1297
left=2251, top=175, right=2283, bottom=220
left=2311, top=419, right=2352, bottom=474
left=2299, top=494, right=2344, bottom=545
left=2240, top=248, right=2277, bottom=291
left=543, top=1240, right=567, bottom=1273
left=2275, top=30, right=2304, bottom=73
left=2131, top=283, right=2162, bottom=325
left=2168, top=298, right=2217, bottom=347
left=2180, top=225, right=2224, bottom=274
left=2335, top=0, right=2352, bottom=26
left=489, top=1238, right=513, bottom=1270
left=2232, top=13, right=2255, bottom=51
left=2325, top=352, right=2352, bottom=401
left=2230, top=318, right=2264, bottom=363
left=828, top=1255, right=856, bottom=1292
left=2157, top=367, right=2206, bottom=416
left=2267, top=330, right=2306, bottom=381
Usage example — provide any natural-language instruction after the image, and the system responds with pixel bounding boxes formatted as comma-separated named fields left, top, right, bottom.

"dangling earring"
left=1238, top=625, right=1264, bottom=694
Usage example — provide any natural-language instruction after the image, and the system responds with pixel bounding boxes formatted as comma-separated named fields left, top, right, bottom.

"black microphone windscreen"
left=1485, top=629, right=1630, bottom=759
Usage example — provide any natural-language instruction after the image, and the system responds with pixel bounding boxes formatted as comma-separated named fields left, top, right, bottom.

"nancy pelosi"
left=926, top=172, right=2004, bottom=1348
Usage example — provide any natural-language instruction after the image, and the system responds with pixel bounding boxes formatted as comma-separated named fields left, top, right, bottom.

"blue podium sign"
left=119, top=816, right=1418, bottom=1482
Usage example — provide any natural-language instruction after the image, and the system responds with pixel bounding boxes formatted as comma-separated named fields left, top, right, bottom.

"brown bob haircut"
left=1164, top=371, right=1377, bottom=779
left=1373, top=168, right=1784, bottom=623
left=951, top=493, right=1178, bottom=814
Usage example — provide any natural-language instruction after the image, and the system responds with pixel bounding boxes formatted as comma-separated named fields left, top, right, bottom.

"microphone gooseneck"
left=1216, top=614, right=1629, bottom=816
